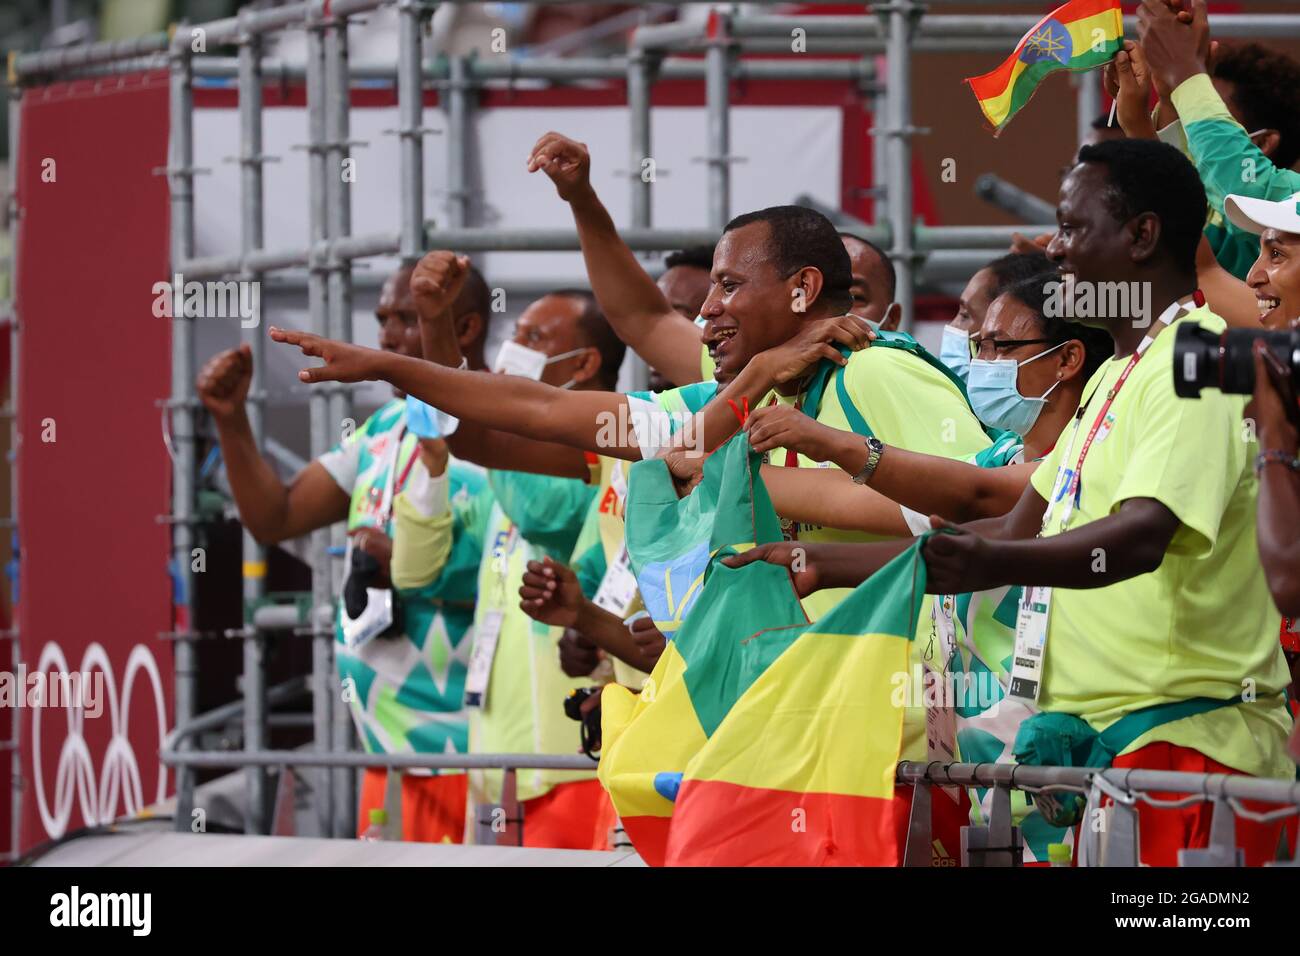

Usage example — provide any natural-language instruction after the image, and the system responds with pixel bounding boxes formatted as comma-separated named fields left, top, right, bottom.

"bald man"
left=196, top=260, right=493, bottom=843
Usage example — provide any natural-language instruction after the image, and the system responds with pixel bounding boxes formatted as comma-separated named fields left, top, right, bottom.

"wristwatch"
left=852, top=437, right=885, bottom=485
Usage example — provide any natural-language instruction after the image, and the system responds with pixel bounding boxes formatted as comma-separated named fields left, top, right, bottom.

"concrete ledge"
left=31, top=831, right=646, bottom=867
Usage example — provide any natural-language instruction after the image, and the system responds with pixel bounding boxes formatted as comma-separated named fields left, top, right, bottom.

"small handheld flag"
left=965, top=0, right=1123, bottom=135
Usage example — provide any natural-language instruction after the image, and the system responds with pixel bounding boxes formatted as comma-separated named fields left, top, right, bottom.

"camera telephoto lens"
left=1173, top=323, right=1300, bottom=397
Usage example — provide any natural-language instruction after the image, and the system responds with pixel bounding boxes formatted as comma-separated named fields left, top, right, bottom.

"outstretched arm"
left=745, top=404, right=1036, bottom=522
left=724, top=476, right=1053, bottom=592
left=270, top=313, right=874, bottom=466
left=528, top=132, right=707, bottom=387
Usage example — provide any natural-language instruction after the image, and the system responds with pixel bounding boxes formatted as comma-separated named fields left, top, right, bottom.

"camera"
left=564, top=686, right=602, bottom=759
left=1173, top=323, right=1300, bottom=397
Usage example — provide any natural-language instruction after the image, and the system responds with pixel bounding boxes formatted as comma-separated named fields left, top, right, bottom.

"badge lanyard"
left=924, top=595, right=960, bottom=801
left=1009, top=296, right=1197, bottom=703
left=464, top=520, right=520, bottom=709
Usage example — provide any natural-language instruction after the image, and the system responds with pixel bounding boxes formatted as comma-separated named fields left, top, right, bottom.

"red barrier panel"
left=13, top=72, right=173, bottom=853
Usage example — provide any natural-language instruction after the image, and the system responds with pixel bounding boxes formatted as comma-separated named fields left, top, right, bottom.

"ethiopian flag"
left=663, top=538, right=931, bottom=867
left=965, top=0, right=1123, bottom=134
left=599, top=435, right=810, bottom=865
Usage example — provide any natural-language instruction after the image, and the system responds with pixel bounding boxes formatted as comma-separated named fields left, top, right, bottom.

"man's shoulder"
left=841, top=336, right=957, bottom=391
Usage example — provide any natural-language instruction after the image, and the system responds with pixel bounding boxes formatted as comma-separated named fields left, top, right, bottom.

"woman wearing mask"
left=939, top=252, right=1057, bottom=384
left=751, top=273, right=1114, bottom=535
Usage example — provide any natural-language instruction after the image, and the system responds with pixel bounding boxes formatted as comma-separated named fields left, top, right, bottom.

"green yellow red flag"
left=965, top=0, right=1123, bottom=134
left=663, top=537, right=932, bottom=866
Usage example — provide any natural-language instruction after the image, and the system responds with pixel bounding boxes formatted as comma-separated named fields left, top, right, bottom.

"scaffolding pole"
left=303, top=7, right=335, bottom=839
left=167, top=42, right=199, bottom=834
left=236, top=11, right=270, bottom=837
left=883, top=2, right=920, bottom=330
left=324, top=3, right=358, bottom=841
left=396, top=0, right=428, bottom=264
left=703, top=31, right=731, bottom=231
left=445, top=55, right=472, bottom=230
left=1076, top=69, right=1103, bottom=149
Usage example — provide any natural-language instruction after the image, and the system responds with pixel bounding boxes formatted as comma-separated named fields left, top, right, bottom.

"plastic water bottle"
left=361, top=808, right=387, bottom=842
left=1047, top=842, right=1071, bottom=867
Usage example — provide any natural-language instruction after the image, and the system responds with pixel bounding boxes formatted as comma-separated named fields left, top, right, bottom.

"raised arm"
left=407, top=250, right=593, bottom=480
left=196, top=343, right=349, bottom=545
left=528, top=132, right=707, bottom=387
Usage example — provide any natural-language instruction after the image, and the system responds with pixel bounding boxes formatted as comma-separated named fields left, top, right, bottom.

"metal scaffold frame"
left=7, top=1, right=1300, bottom=855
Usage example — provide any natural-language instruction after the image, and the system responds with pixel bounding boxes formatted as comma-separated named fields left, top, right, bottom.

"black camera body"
left=1173, top=323, right=1300, bottom=397
left=564, top=686, right=602, bottom=759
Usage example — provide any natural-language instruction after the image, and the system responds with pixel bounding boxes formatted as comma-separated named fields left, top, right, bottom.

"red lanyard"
left=1051, top=295, right=1198, bottom=528
left=1061, top=344, right=1146, bottom=508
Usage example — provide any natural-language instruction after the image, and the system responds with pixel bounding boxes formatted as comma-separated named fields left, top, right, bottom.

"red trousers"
left=358, top=768, right=468, bottom=843
left=521, top=779, right=618, bottom=851
left=1111, top=743, right=1289, bottom=867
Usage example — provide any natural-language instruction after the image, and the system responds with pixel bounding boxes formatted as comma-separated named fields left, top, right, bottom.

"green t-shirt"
left=1027, top=309, right=1292, bottom=780
left=318, top=398, right=487, bottom=759
left=1168, top=74, right=1300, bottom=281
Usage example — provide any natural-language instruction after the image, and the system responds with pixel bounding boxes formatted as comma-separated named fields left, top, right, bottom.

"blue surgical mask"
left=939, top=325, right=974, bottom=383
left=967, top=341, right=1066, bottom=437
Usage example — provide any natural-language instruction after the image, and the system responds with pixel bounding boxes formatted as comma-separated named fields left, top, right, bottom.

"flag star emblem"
left=1025, top=26, right=1070, bottom=65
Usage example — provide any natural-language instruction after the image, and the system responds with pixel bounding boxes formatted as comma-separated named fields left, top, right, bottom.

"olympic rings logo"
left=30, top=642, right=169, bottom=839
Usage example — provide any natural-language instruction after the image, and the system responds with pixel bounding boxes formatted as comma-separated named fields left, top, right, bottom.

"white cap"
left=1223, top=191, right=1300, bottom=237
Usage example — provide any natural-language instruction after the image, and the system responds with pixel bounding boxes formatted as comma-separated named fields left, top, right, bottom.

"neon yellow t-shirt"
left=1028, top=308, right=1292, bottom=780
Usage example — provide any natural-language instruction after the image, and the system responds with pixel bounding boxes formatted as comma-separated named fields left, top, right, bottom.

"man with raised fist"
left=196, top=259, right=492, bottom=844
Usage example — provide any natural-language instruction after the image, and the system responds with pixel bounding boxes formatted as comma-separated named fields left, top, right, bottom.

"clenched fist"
left=196, top=343, right=253, bottom=421
left=410, top=250, right=471, bottom=323
left=526, top=132, right=592, bottom=203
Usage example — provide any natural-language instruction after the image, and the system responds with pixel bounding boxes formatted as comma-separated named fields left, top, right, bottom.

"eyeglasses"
left=972, top=336, right=1055, bottom=360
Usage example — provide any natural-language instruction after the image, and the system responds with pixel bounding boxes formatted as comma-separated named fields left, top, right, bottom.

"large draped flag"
left=965, top=0, right=1122, bottom=134
left=664, top=538, right=930, bottom=866
left=601, top=431, right=935, bottom=866
left=599, top=435, right=810, bottom=866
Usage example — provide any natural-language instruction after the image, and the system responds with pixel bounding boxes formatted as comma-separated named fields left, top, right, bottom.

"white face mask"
left=493, top=340, right=589, bottom=385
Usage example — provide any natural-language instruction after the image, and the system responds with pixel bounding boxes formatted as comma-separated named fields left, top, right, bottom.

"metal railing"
left=897, top=761, right=1300, bottom=867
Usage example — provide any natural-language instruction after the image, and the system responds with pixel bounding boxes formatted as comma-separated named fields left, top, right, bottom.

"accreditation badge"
left=593, top=545, right=639, bottom=618
left=1008, top=585, right=1052, bottom=703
